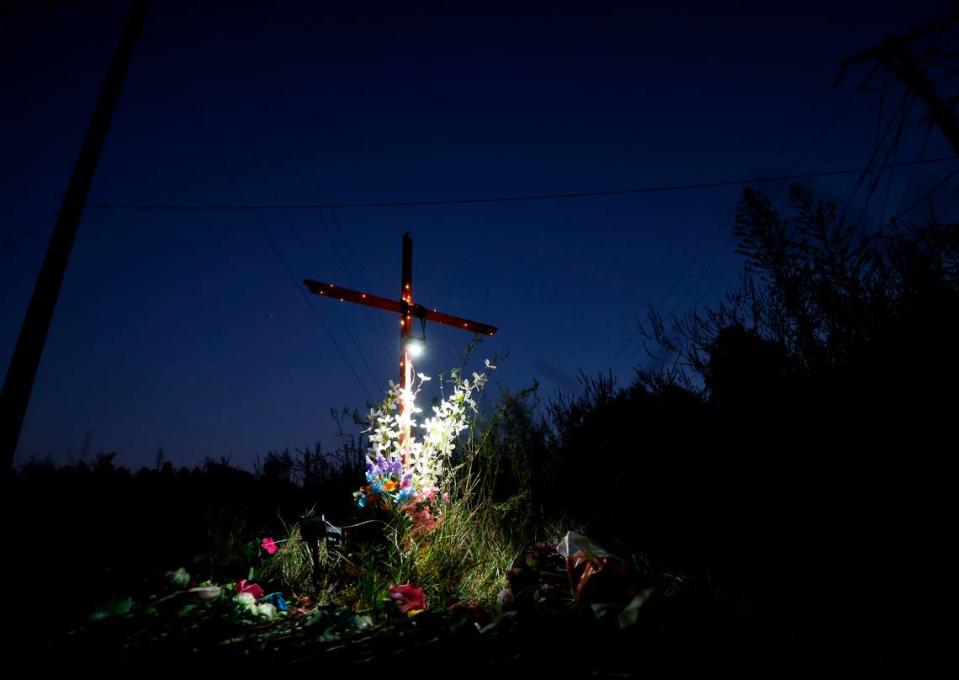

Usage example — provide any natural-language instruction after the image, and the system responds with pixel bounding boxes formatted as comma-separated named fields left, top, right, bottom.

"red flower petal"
left=388, top=583, right=425, bottom=614
left=236, top=579, right=265, bottom=601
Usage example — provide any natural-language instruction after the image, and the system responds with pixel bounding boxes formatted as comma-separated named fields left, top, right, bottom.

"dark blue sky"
left=2, top=0, right=955, bottom=467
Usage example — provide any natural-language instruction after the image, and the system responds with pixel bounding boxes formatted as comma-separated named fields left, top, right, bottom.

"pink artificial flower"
left=406, top=504, right=438, bottom=532
left=389, top=583, right=426, bottom=615
left=260, top=536, right=278, bottom=555
left=236, top=579, right=265, bottom=601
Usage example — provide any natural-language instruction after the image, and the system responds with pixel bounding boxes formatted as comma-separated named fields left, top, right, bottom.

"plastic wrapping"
left=557, top=531, right=637, bottom=605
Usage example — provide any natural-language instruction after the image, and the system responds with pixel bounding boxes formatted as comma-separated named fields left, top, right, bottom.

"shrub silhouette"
left=3, top=185, right=954, bottom=663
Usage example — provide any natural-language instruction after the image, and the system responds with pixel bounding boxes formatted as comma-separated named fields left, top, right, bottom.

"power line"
left=611, top=87, right=851, bottom=369
left=657, top=87, right=842, bottom=309
left=684, top=96, right=917, bottom=322
left=0, top=210, right=59, bottom=252
left=85, top=155, right=958, bottom=213
left=838, top=90, right=913, bottom=225
left=184, top=52, right=382, bottom=409
left=675, top=91, right=947, bottom=342
left=308, top=210, right=395, bottom=367
left=254, top=219, right=375, bottom=404
left=234, top=123, right=395, bottom=379
left=895, top=120, right=934, bottom=215
left=892, top=166, right=959, bottom=219
left=851, top=91, right=914, bottom=229
left=286, top=218, right=385, bottom=391
left=648, top=88, right=852, bottom=326
left=325, top=208, right=397, bottom=360
left=618, top=85, right=905, bottom=371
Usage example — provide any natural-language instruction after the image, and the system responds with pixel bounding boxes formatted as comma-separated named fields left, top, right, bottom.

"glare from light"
left=407, top=339, right=425, bottom=358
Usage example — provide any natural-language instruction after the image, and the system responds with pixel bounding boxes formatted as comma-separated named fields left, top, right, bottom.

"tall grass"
left=258, top=522, right=307, bottom=584
left=385, top=460, right=520, bottom=608
left=260, top=455, right=522, bottom=611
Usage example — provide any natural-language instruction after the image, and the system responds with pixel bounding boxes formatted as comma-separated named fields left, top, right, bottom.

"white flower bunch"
left=363, top=361, right=493, bottom=495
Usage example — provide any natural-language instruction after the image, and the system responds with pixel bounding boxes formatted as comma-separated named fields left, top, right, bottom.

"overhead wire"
left=187, top=61, right=380, bottom=404
left=853, top=91, right=914, bottom=229
left=310, top=209, right=395, bottom=368
left=838, top=88, right=913, bottom=226
left=625, top=69, right=934, bottom=371
left=239, top=121, right=396, bottom=373
left=84, top=155, right=957, bottom=213
left=610, top=88, right=838, bottom=372
left=325, top=208, right=397, bottom=361
left=895, top=120, right=934, bottom=216
left=675, top=40, right=956, bottom=364
left=626, top=84, right=854, bottom=365
left=219, top=123, right=388, bottom=393
left=0, top=210, right=59, bottom=252
left=254, top=218, right=374, bottom=403
left=286, top=218, right=385, bottom=392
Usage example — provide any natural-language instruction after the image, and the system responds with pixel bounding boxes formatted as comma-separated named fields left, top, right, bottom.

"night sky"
left=2, top=0, right=954, bottom=467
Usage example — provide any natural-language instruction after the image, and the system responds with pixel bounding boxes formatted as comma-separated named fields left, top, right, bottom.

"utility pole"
left=841, top=10, right=959, bottom=159
left=0, top=0, right=149, bottom=470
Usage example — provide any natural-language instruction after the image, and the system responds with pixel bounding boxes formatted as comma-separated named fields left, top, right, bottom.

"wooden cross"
left=304, top=233, right=497, bottom=393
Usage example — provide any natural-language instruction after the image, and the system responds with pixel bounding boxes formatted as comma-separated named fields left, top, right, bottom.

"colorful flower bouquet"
left=353, top=452, right=416, bottom=510
left=351, top=365, right=491, bottom=526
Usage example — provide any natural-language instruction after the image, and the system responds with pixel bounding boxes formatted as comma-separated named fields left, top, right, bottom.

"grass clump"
left=386, top=463, right=520, bottom=609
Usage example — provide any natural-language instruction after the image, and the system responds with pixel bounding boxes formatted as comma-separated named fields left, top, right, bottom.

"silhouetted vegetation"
left=2, top=185, right=955, bottom=669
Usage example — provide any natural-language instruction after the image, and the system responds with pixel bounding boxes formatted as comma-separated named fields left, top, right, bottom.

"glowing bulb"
left=407, top=339, right=425, bottom=358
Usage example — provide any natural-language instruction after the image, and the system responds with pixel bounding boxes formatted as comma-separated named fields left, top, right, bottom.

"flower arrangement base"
left=298, top=514, right=343, bottom=585
left=299, top=514, right=343, bottom=544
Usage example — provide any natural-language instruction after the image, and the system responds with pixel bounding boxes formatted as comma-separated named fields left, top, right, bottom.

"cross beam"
left=303, top=233, right=497, bottom=392
left=302, top=282, right=498, bottom=337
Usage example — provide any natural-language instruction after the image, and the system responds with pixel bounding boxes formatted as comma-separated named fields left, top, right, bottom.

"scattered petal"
left=389, top=583, right=426, bottom=614
left=235, top=579, right=265, bottom=601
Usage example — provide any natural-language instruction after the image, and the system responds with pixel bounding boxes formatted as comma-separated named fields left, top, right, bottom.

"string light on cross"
left=303, top=231, right=498, bottom=396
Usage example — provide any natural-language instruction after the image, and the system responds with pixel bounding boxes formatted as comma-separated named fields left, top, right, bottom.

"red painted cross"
left=304, top=233, right=498, bottom=392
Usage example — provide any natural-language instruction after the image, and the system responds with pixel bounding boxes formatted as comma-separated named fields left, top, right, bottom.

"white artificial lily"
left=359, top=361, right=492, bottom=492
